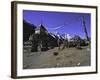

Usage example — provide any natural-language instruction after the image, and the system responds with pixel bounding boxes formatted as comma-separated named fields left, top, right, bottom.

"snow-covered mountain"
left=49, top=32, right=73, bottom=41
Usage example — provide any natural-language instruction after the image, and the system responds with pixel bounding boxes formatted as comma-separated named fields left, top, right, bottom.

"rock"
left=53, top=52, right=59, bottom=56
left=77, top=62, right=80, bottom=66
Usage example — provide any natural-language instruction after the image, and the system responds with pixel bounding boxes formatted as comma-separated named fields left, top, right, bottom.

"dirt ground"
left=23, top=46, right=90, bottom=69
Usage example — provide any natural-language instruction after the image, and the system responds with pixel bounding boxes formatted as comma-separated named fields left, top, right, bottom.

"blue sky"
left=23, top=10, right=91, bottom=38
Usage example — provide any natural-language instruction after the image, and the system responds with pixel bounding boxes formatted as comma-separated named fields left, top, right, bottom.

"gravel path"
left=23, top=47, right=90, bottom=69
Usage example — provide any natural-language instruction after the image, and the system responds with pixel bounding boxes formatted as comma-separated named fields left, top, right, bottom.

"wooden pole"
left=81, top=16, right=89, bottom=41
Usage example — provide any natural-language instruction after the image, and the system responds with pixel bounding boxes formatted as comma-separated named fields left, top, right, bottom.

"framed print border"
left=11, top=1, right=98, bottom=79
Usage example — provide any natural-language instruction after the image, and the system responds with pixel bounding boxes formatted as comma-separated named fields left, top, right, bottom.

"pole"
left=81, top=16, right=89, bottom=41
